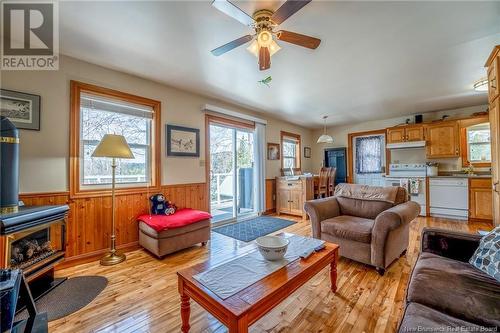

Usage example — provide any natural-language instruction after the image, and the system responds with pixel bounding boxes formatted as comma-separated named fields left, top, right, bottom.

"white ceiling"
left=59, top=1, right=500, bottom=128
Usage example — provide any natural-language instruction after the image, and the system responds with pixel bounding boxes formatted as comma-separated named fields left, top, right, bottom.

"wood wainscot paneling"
left=265, top=179, right=276, bottom=214
left=12, top=183, right=208, bottom=269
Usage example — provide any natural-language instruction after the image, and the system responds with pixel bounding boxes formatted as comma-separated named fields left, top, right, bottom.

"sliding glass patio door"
left=209, top=122, right=256, bottom=224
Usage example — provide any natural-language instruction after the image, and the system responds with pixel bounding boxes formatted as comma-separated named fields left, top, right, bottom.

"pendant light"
left=317, top=116, right=334, bottom=144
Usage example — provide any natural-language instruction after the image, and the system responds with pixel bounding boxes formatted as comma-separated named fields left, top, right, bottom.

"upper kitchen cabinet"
left=387, top=124, right=424, bottom=143
left=426, top=121, right=460, bottom=158
left=487, top=47, right=499, bottom=103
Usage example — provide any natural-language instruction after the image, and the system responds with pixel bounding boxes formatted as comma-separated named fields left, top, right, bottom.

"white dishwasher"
left=429, top=178, right=468, bottom=220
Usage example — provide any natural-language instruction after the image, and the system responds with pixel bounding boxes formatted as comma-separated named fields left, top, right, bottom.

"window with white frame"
left=355, top=135, right=383, bottom=174
left=466, top=123, right=491, bottom=163
left=80, top=93, right=153, bottom=186
left=282, top=135, right=300, bottom=169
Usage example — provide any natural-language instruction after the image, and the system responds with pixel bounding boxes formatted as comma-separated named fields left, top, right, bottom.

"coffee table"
left=177, top=234, right=339, bottom=333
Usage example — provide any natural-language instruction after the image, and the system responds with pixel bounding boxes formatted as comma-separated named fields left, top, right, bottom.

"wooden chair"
left=328, top=167, right=337, bottom=196
left=314, top=167, right=331, bottom=198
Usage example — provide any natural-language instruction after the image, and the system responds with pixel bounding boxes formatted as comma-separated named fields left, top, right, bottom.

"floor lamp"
left=92, top=134, right=134, bottom=266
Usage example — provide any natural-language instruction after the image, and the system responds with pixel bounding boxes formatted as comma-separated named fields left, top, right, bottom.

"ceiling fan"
left=211, top=0, right=321, bottom=71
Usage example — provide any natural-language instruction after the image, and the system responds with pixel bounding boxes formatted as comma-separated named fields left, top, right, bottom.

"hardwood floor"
left=49, top=216, right=492, bottom=333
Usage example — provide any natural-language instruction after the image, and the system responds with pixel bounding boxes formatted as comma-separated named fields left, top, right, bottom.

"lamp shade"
left=317, top=134, right=334, bottom=144
left=92, top=134, right=134, bottom=159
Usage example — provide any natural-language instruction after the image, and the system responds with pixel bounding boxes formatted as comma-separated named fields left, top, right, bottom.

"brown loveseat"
left=398, top=228, right=500, bottom=331
left=304, top=183, right=420, bottom=275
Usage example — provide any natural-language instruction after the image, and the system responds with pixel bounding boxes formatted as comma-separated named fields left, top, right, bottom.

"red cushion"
left=137, top=208, right=212, bottom=232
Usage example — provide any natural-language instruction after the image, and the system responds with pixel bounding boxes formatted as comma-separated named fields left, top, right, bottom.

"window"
left=355, top=135, right=383, bottom=174
left=466, top=123, right=491, bottom=164
left=70, top=81, right=161, bottom=198
left=281, top=131, right=301, bottom=169
left=81, top=93, right=153, bottom=185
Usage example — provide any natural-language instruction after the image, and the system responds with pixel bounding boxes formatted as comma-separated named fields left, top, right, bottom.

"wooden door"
left=289, top=189, right=303, bottom=215
left=276, top=187, right=290, bottom=214
left=387, top=127, right=405, bottom=143
left=488, top=56, right=498, bottom=103
left=426, top=121, right=459, bottom=158
left=406, top=125, right=424, bottom=141
left=489, top=98, right=500, bottom=226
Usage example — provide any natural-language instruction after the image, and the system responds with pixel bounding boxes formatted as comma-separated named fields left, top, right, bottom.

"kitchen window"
left=70, top=81, right=161, bottom=198
left=355, top=135, right=383, bottom=174
left=281, top=131, right=301, bottom=169
left=466, top=123, right=491, bottom=164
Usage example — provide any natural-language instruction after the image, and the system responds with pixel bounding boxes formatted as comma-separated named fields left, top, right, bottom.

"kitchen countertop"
left=428, top=175, right=492, bottom=178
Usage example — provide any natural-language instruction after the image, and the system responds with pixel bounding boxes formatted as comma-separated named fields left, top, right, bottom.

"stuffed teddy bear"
left=149, top=193, right=177, bottom=215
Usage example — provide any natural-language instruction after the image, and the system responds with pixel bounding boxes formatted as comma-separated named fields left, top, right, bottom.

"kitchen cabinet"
left=276, top=176, right=313, bottom=219
left=486, top=45, right=500, bottom=226
left=469, top=178, right=493, bottom=221
left=387, top=125, right=424, bottom=143
left=426, top=121, right=460, bottom=158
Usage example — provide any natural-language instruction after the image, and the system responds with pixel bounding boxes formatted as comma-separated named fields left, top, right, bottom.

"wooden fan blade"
left=212, top=0, right=255, bottom=26
left=277, top=30, right=321, bottom=49
left=211, top=35, right=253, bottom=56
left=271, top=0, right=311, bottom=25
left=259, top=47, right=271, bottom=71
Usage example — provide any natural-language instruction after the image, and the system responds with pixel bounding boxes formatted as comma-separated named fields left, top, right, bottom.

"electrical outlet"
left=199, top=159, right=205, bottom=167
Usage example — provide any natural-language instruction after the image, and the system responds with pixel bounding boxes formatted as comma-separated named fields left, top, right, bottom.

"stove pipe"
left=0, top=116, right=19, bottom=214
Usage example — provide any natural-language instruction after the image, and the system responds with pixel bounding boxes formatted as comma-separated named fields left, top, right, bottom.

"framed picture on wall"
left=166, top=124, right=200, bottom=157
left=0, top=89, right=41, bottom=130
left=267, top=142, right=280, bottom=160
left=304, top=146, right=311, bottom=158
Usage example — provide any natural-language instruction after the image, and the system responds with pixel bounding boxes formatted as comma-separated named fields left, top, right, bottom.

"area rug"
left=213, top=216, right=295, bottom=242
left=15, top=276, right=108, bottom=321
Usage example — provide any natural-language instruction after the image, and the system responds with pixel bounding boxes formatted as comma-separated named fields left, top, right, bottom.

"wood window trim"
left=280, top=131, right=301, bottom=170
left=459, top=117, right=491, bottom=168
left=347, top=129, right=389, bottom=183
left=69, top=80, right=161, bottom=199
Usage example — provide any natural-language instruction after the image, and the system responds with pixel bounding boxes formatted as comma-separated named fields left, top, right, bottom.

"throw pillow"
left=469, top=226, right=500, bottom=282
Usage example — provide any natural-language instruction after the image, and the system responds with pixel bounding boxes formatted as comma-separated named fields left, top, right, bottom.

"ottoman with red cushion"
left=137, top=208, right=211, bottom=257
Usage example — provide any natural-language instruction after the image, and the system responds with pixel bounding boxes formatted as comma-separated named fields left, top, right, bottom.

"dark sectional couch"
left=398, top=228, right=500, bottom=332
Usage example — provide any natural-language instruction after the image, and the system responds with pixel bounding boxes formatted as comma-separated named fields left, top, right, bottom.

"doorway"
left=208, top=120, right=256, bottom=225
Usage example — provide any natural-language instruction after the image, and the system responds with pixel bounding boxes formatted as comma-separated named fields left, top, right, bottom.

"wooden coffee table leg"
left=180, top=294, right=191, bottom=333
left=229, top=315, right=248, bottom=333
left=330, top=257, right=337, bottom=293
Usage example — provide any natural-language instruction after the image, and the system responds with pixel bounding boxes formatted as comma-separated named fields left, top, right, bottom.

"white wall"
left=311, top=105, right=489, bottom=173
left=1, top=56, right=313, bottom=193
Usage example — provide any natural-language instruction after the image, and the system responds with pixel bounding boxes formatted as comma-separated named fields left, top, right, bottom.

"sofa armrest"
left=371, top=201, right=420, bottom=267
left=304, top=197, right=340, bottom=239
left=421, top=228, right=482, bottom=263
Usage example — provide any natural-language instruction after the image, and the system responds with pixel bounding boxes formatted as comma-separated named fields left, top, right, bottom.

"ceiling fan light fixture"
left=257, top=30, right=273, bottom=48
left=269, top=40, right=281, bottom=56
left=317, top=116, right=334, bottom=144
left=246, top=39, right=260, bottom=57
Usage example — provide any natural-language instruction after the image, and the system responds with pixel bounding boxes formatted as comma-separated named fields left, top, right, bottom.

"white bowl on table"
left=255, top=236, right=289, bottom=261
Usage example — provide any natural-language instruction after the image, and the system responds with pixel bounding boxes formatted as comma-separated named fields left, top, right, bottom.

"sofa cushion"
left=398, top=303, right=484, bottom=333
left=139, top=218, right=210, bottom=239
left=336, top=197, right=393, bottom=219
left=321, top=215, right=374, bottom=243
left=407, top=252, right=500, bottom=327
left=469, top=226, right=500, bottom=282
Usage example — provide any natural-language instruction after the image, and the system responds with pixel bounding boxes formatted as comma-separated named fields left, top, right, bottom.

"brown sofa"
left=398, top=228, right=500, bottom=331
left=304, top=184, right=420, bottom=275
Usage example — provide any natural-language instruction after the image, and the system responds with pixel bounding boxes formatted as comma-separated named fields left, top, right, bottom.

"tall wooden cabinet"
left=276, top=176, right=313, bottom=219
left=425, top=121, right=460, bottom=158
left=486, top=45, right=500, bottom=226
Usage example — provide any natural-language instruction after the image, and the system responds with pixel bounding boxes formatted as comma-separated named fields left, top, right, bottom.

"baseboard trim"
left=56, top=241, right=140, bottom=270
